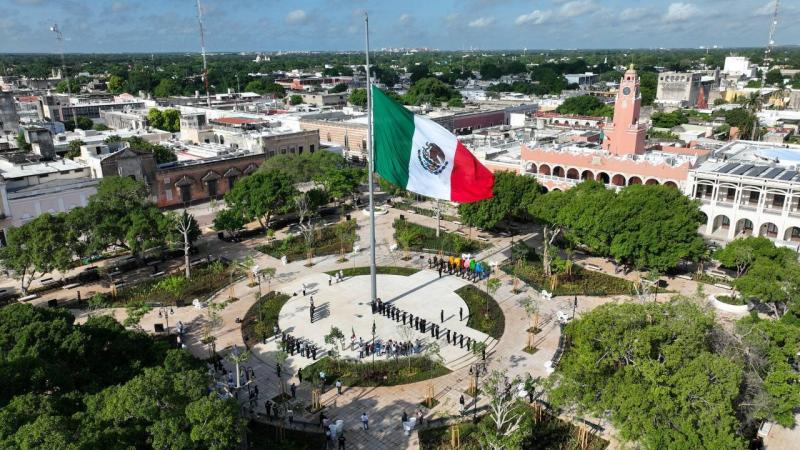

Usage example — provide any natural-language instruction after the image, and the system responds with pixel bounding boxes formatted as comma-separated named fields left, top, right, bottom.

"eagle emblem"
left=417, top=142, right=448, bottom=175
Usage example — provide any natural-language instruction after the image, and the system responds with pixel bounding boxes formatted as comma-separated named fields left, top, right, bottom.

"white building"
left=0, top=156, right=97, bottom=233
left=688, top=140, right=800, bottom=247
left=722, top=56, right=757, bottom=79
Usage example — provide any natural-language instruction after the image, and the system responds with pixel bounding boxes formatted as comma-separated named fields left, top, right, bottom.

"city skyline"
left=0, top=0, right=797, bottom=53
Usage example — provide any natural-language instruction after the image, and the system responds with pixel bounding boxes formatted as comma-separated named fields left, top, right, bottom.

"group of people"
left=355, top=336, right=422, bottom=359
left=280, top=332, right=319, bottom=360
left=373, top=298, right=441, bottom=338
left=328, top=269, right=345, bottom=285
left=431, top=255, right=489, bottom=282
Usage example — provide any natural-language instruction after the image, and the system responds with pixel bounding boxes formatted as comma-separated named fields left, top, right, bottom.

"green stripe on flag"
left=372, top=86, right=413, bottom=188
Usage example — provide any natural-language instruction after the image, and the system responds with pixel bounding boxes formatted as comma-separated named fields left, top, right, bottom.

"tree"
left=447, top=97, right=464, bottom=108
left=244, top=79, right=266, bottom=93
left=478, top=370, right=528, bottom=450
left=348, top=88, right=367, bottom=108
left=409, top=63, right=430, bottom=84
left=153, top=78, right=179, bottom=98
left=65, top=139, right=85, bottom=159
left=106, top=74, right=124, bottom=93
left=55, top=78, right=80, bottom=94
left=479, top=63, right=503, bottom=80
left=736, top=257, right=799, bottom=317
left=764, top=69, right=784, bottom=86
left=65, top=116, right=93, bottom=131
left=317, top=167, right=364, bottom=215
left=0, top=213, right=75, bottom=295
left=324, top=326, right=345, bottom=370
left=329, top=83, right=348, bottom=93
left=169, top=210, right=200, bottom=278
left=258, top=150, right=347, bottom=184
left=225, top=169, right=298, bottom=231
left=15, top=131, right=31, bottom=151
left=459, top=171, right=541, bottom=230
left=404, top=77, right=460, bottom=106
left=556, top=95, right=611, bottom=116
left=550, top=300, right=747, bottom=449
left=213, top=208, right=246, bottom=240
left=651, top=110, right=689, bottom=128
left=123, top=136, right=177, bottom=164
left=289, top=94, right=303, bottom=105
left=713, top=237, right=780, bottom=277
left=486, top=278, right=501, bottom=317
left=147, top=108, right=181, bottom=132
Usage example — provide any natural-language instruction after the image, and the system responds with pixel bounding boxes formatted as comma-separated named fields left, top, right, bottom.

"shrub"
left=257, top=220, right=357, bottom=262
left=455, top=284, right=505, bottom=339
left=392, top=219, right=488, bottom=255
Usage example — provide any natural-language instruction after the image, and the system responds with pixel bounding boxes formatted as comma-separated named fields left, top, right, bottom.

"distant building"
left=99, top=109, right=150, bottom=130
left=688, top=140, right=800, bottom=246
left=655, top=71, right=703, bottom=109
left=564, top=72, right=598, bottom=88
left=722, top=56, right=757, bottom=79
left=0, top=91, right=19, bottom=134
left=299, top=92, right=348, bottom=107
left=37, top=94, right=145, bottom=123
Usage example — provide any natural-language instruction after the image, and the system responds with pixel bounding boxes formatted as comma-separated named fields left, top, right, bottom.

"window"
left=164, top=177, right=171, bottom=184
left=165, top=189, right=173, bottom=201
left=772, top=194, right=785, bottom=208
left=298, top=145, right=303, bottom=154
left=38, top=174, right=49, bottom=179
left=73, top=169, right=83, bottom=173
left=310, top=144, right=315, bottom=153
left=748, top=191, right=759, bottom=203
left=228, top=176, right=236, bottom=190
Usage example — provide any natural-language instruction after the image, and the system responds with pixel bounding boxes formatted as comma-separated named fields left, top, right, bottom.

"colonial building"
left=520, top=66, right=709, bottom=193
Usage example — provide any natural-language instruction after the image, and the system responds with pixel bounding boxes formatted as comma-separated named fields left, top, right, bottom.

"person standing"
left=459, top=307, right=463, bottom=321
left=298, top=367, right=304, bottom=383
left=290, top=382, right=297, bottom=399
left=338, top=434, right=346, bottom=450
left=401, top=410, right=408, bottom=424
left=459, top=394, right=465, bottom=414
left=265, top=400, right=273, bottom=420
left=441, top=309, right=444, bottom=323
left=361, top=412, right=369, bottom=430
left=336, top=379, right=343, bottom=395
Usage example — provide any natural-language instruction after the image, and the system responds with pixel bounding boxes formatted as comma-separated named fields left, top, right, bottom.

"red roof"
left=212, top=117, right=260, bottom=125
left=17, top=96, right=38, bottom=103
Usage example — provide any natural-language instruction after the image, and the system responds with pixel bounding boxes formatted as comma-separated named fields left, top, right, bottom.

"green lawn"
left=455, top=285, right=505, bottom=339
left=502, top=244, right=634, bottom=296
left=324, top=266, right=420, bottom=277
left=300, top=356, right=450, bottom=387
left=257, top=220, right=357, bottom=263
left=242, top=291, right=292, bottom=346
left=393, top=219, right=489, bottom=255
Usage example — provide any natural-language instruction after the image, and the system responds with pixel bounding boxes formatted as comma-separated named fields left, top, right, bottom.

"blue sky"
left=0, top=0, right=797, bottom=53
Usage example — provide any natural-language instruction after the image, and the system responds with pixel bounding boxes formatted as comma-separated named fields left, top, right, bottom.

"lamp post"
left=371, top=320, right=376, bottom=369
left=469, top=361, right=487, bottom=424
left=158, top=306, right=175, bottom=334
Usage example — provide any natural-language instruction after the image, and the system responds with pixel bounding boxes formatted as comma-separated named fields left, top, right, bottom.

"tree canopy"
left=458, top=171, right=542, bottom=230
left=551, top=300, right=747, bottom=449
left=403, top=77, right=462, bottom=106
left=225, top=169, right=298, bottom=230
left=556, top=95, right=613, bottom=117
left=529, top=182, right=705, bottom=271
left=147, top=108, right=181, bottom=132
left=348, top=88, right=367, bottom=107
left=0, top=304, right=243, bottom=449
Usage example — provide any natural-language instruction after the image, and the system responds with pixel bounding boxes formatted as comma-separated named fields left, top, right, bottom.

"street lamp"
left=468, top=361, right=488, bottom=424
left=158, top=306, right=175, bottom=334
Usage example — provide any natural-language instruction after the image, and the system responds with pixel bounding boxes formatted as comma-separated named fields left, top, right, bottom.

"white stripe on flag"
left=406, top=115, right=457, bottom=200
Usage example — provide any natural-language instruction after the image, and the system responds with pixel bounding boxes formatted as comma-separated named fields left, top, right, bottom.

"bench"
left=40, top=278, right=55, bottom=285
left=19, top=294, right=38, bottom=302
left=714, top=283, right=733, bottom=290
left=150, top=271, right=166, bottom=278
left=62, top=282, right=81, bottom=290
left=676, top=274, right=692, bottom=280
left=584, top=264, right=602, bottom=271
left=477, top=237, right=490, bottom=242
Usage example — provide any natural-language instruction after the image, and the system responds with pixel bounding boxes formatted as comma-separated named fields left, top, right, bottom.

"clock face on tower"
left=622, top=86, right=631, bottom=96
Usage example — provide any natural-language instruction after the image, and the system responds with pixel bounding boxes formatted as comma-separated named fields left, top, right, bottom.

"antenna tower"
left=752, top=0, right=780, bottom=140
left=195, top=0, right=210, bottom=107
left=50, top=23, right=79, bottom=131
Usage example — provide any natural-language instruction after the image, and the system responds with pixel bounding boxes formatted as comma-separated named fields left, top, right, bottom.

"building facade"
left=655, top=71, right=702, bottom=109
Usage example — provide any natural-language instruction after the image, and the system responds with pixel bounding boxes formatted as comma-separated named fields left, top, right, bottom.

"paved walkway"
left=21, top=199, right=748, bottom=449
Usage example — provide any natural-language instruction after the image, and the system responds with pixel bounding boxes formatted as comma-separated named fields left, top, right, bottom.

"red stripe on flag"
left=450, top=141, right=494, bottom=203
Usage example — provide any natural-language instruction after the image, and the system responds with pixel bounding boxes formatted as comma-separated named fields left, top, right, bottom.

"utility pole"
left=195, top=0, right=211, bottom=107
left=50, top=24, right=79, bottom=131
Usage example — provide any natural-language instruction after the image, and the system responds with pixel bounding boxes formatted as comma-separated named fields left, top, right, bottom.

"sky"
left=0, top=0, right=797, bottom=53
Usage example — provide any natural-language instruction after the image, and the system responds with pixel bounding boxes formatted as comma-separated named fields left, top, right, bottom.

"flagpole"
left=364, top=12, right=377, bottom=305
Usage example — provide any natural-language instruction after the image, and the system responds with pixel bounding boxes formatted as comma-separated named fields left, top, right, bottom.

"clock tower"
left=602, top=65, right=646, bottom=156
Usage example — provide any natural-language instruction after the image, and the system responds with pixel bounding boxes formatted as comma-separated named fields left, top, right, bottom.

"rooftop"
left=0, top=158, right=88, bottom=179
left=695, top=140, right=800, bottom=182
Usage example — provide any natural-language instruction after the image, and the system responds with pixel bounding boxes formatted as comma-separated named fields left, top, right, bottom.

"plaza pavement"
left=12, top=197, right=758, bottom=449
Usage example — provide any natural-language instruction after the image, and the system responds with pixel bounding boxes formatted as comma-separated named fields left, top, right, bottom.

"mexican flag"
left=372, top=86, right=494, bottom=203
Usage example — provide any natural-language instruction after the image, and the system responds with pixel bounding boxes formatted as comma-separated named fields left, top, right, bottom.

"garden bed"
left=300, top=356, right=450, bottom=387
left=393, top=219, right=489, bottom=255
left=242, top=291, right=293, bottom=346
left=715, top=295, right=745, bottom=305
left=454, top=285, right=505, bottom=339
left=394, top=200, right=459, bottom=223
left=247, top=420, right=326, bottom=450
left=419, top=407, right=608, bottom=450
left=257, top=220, right=357, bottom=263
left=502, top=245, right=634, bottom=296
left=324, top=266, right=420, bottom=277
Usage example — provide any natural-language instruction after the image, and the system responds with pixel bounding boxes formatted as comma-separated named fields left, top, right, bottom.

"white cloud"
left=663, top=3, right=700, bottom=22
left=558, top=0, right=596, bottom=19
left=515, top=10, right=552, bottom=26
left=619, top=7, right=648, bottom=21
left=468, top=16, right=494, bottom=28
left=399, top=13, right=412, bottom=25
left=286, top=9, right=308, bottom=24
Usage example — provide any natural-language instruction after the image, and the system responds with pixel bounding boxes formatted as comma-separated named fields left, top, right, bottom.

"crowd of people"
left=431, top=255, right=490, bottom=281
